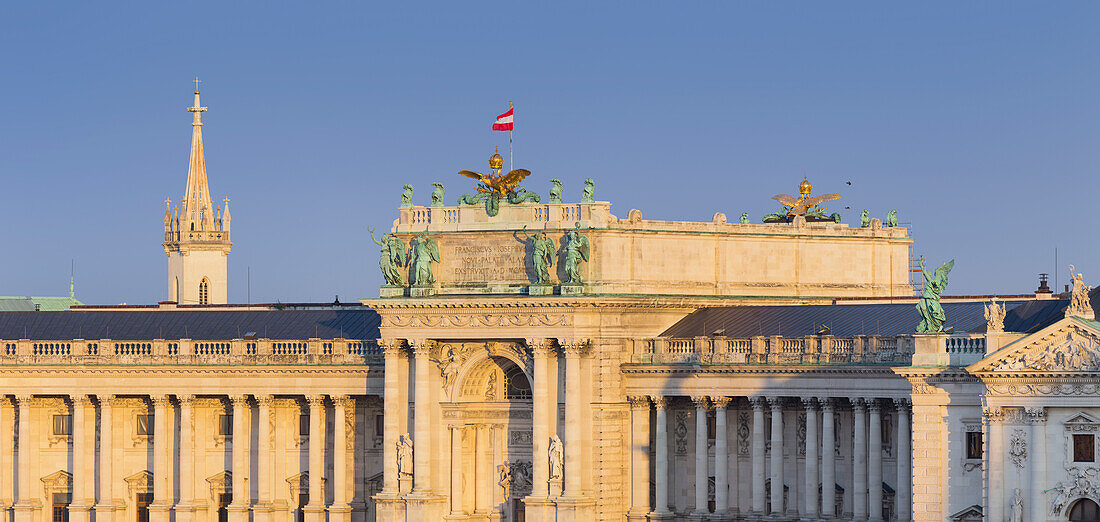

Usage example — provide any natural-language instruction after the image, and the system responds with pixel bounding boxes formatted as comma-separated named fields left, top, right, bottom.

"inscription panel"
left=452, top=243, right=527, bottom=281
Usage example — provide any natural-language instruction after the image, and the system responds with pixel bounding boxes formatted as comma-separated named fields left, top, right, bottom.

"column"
left=750, top=396, right=766, bottom=515
left=448, top=427, right=464, bottom=515
left=476, top=425, right=492, bottom=513
left=820, top=398, right=836, bottom=519
left=69, top=396, right=91, bottom=522
left=714, top=397, right=731, bottom=516
left=627, top=396, right=651, bottom=519
left=150, top=396, right=171, bottom=522
left=13, top=395, right=33, bottom=522
left=331, top=396, right=352, bottom=522
left=0, top=398, right=11, bottom=515
left=380, top=341, right=404, bottom=496
left=228, top=396, right=250, bottom=522
left=411, top=341, right=432, bottom=494
left=1029, top=408, right=1047, bottom=522
left=691, top=396, right=709, bottom=515
left=769, top=397, right=784, bottom=516
left=868, top=400, right=882, bottom=522
left=528, top=340, right=552, bottom=501
left=803, top=397, right=819, bottom=520
left=95, top=396, right=115, bottom=522
left=305, top=395, right=326, bottom=522
left=987, top=408, right=1004, bottom=522
left=176, top=396, right=195, bottom=522
left=852, top=398, right=867, bottom=521
left=562, top=341, right=584, bottom=498
left=652, top=397, right=671, bottom=516
left=895, top=400, right=911, bottom=522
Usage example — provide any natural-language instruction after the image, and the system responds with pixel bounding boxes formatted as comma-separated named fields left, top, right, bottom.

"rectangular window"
left=707, top=413, right=716, bottom=440
left=136, top=415, right=152, bottom=436
left=965, top=432, right=983, bottom=459
left=375, top=414, right=384, bottom=437
left=299, top=414, right=309, bottom=436
left=219, top=415, right=232, bottom=436
left=53, top=415, right=72, bottom=436
left=1075, top=434, right=1095, bottom=462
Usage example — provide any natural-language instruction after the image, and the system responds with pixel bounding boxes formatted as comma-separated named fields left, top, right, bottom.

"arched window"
left=1070, top=499, right=1100, bottom=522
left=198, top=277, right=209, bottom=305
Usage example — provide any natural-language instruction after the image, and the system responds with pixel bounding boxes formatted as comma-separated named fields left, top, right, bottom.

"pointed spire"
left=180, top=83, right=213, bottom=232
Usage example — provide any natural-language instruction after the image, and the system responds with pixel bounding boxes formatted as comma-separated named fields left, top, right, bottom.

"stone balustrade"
left=630, top=334, right=916, bottom=365
left=0, top=338, right=380, bottom=364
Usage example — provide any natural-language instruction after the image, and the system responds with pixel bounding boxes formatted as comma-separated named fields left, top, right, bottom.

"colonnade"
left=4, top=393, right=360, bottom=522
left=627, top=395, right=912, bottom=521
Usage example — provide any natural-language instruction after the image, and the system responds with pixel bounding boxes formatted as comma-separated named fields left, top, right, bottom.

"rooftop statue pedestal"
left=528, top=284, right=553, bottom=296
left=911, top=334, right=949, bottom=366
left=561, top=284, right=584, bottom=296
left=379, top=286, right=405, bottom=298
left=409, top=286, right=436, bottom=298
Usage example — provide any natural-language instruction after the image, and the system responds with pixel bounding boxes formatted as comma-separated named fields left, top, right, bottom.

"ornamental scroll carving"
left=382, top=313, right=572, bottom=328
left=1050, top=467, right=1100, bottom=516
left=992, top=327, right=1100, bottom=372
left=1008, top=428, right=1027, bottom=469
left=737, top=411, right=750, bottom=456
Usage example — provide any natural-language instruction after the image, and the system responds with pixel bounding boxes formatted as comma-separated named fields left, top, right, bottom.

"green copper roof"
left=0, top=296, right=83, bottom=312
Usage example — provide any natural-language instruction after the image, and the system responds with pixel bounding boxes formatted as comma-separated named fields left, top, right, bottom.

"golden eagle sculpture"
left=458, top=151, right=530, bottom=197
left=771, top=175, right=841, bottom=216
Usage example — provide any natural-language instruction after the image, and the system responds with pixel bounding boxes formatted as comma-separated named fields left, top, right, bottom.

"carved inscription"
left=452, top=244, right=526, bottom=281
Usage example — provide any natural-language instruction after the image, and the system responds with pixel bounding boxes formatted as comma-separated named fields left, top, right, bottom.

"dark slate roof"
left=661, top=299, right=1070, bottom=338
left=0, top=310, right=381, bottom=341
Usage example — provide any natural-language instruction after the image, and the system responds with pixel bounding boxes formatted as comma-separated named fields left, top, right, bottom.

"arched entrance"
left=1070, top=499, right=1100, bottom=522
left=444, top=348, right=533, bottom=521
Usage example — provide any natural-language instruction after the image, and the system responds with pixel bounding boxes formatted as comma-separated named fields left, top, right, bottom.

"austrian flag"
left=492, top=108, right=514, bottom=131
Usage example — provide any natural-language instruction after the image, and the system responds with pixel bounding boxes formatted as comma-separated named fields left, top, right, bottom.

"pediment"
left=40, top=470, right=72, bottom=489
left=949, top=505, right=983, bottom=522
left=969, top=318, right=1100, bottom=373
left=1065, top=412, right=1100, bottom=431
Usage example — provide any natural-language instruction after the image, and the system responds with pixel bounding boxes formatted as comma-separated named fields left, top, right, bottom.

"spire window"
left=199, top=278, right=209, bottom=305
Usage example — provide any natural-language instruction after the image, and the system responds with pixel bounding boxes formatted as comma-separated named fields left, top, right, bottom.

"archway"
left=445, top=352, right=533, bottom=520
left=1070, top=499, right=1100, bottom=522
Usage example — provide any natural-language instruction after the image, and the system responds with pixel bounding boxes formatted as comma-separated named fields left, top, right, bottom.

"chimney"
left=1036, top=273, right=1053, bottom=300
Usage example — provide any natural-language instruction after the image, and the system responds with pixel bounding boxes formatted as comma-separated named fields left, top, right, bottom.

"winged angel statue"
left=564, top=224, right=591, bottom=284
left=369, top=227, right=405, bottom=286
left=412, top=233, right=440, bottom=286
left=457, top=151, right=539, bottom=216
left=916, top=256, right=955, bottom=333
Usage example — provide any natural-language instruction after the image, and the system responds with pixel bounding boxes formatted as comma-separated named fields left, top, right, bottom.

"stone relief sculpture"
left=994, top=328, right=1100, bottom=372
left=397, top=433, right=413, bottom=477
left=485, top=371, right=498, bottom=400
left=400, top=184, right=414, bottom=207
left=563, top=224, right=591, bottom=285
left=368, top=227, right=405, bottom=286
left=985, top=298, right=1006, bottom=333
left=548, top=435, right=564, bottom=479
left=430, top=182, right=445, bottom=207
left=522, top=226, right=555, bottom=284
left=548, top=178, right=563, bottom=203
left=916, top=256, right=955, bottom=334
left=436, top=344, right=464, bottom=391
left=1008, top=488, right=1023, bottom=522
left=739, top=212, right=750, bottom=224
left=886, top=209, right=898, bottom=227
left=1008, top=429, right=1027, bottom=469
left=1068, top=265, right=1093, bottom=317
left=411, top=233, right=440, bottom=286
left=860, top=209, right=870, bottom=227
left=581, top=178, right=595, bottom=203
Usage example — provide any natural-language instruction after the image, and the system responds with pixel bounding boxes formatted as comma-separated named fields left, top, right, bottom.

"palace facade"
left=2, top=89, right=1100, bottom=522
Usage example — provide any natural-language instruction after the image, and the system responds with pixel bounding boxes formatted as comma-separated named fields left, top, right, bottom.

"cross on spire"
left=193, top=77, right=202, bottom=92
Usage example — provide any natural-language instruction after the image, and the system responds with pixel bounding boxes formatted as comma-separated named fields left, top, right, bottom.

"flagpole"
left=508, top=100, right=513, bottom=172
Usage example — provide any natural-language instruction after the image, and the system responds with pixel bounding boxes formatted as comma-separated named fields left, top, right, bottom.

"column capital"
left=527, top=338, right=553, bottom=357
left=559, top=338, right=590, bottom=357
left=176, top=394, right=196, bottom=406
left=254, top=394, right=274, bottom=408
left=1026, top=406, right=1047, bottom=424
left=893, top=398, right=910, bottom=411
left=408, top=339, right=434, bottom=357
left=307, top=395, right=326, bottom=407
left=379, top=338, right=404, bottom=357
left=983, top=406, right=1005, bottom=423
left=14, top=394, right=33, bottom=405
left=71, top=394, right=93, bottom=407
left=850, top=397, right=867, bottom=410
left=867, top=398, right=882, bottom=413
left=767, top=396, right=783, bottom=411
left=801, top=396, right=818, bottom=409
left=750, top=395, right=769, bottom=411
left=691, top=396, right=711, bottom=410
left=626, top=396, right=650, bottom=409
left=651, top=396, right=668, bottom=410
left=818, top=397, right=835, bottom=412
left=334, top=395, right=355, bottom=410
left=151, top=394, right=171, bottom=407
left=712, top=396, right=732, bottom=409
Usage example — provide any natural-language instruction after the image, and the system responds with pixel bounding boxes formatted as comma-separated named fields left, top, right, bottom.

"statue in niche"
left=522, top=226, right=556, bottom=284
left=581, top=178, right=595, bottom=203
left=485, top=371, right=498, bottom=400
left=411, top=233, right=440, bottom=286
left=400, top=184, right=414, bottom=207
left=563, top=223, right=591, bottom=284
left=1068, top=265, right=1093, bottom=317
left=1008, top=488, right=1023, bottom=522
left=548, top=435, right=564, bottom=479
left=739, top=212, right=750, bottom=224
left=860, top=209, right=870, bottom=227
left=430, top=182, right=445, bottom=207
left=437, top=345, right=463, bottom=390
left=397, top=433, right=413, bottom=477
left=985, top=298, right=1005, bottom=333
left=368, top=227, right=405, bottom=286
left=916, top=256, right=955, bottom=333
left=548, top=178, right=563, bottom=203
left=886, top=209, right=898, bottom=227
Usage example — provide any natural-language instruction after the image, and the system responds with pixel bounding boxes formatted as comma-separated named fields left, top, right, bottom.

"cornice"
left=621, top=364, right=904, bottom=377
left=0, top=366, right=381, bottom=375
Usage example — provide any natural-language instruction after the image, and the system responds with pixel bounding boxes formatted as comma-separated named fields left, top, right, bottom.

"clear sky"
left=2, top=2, right=1098, bottom=304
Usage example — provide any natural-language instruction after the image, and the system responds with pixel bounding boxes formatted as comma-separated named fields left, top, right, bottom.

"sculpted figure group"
left=369, top=227, right=439, bottom=287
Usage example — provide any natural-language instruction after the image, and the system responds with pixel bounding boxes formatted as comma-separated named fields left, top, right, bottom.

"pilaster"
left=329, top=396, right=353, bottom=522
left=175, top=395, right=196, bottom=522
left=69, top=395, right=93, bottom=522
left=304, top=395, right=326, bottom=522
left=149, top=395, right=172, bottom=522
left=227, top=395, right=250, bottom=522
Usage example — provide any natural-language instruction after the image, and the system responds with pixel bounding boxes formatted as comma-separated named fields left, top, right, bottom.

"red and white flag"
left=492, top=108, right=513, bottom=131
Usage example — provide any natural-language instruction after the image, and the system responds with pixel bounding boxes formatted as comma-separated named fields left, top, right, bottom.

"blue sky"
left=2, top=2, right=1097, bottom=304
